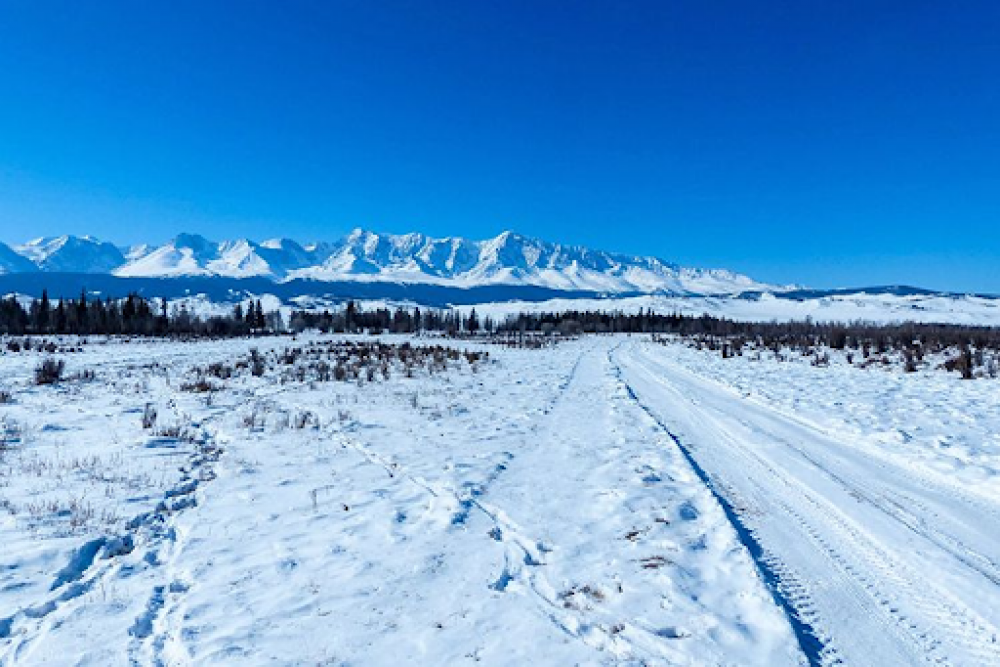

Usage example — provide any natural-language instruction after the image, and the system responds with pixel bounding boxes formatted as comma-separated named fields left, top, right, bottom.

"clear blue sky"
left=0, top=1, right=998, bottom=291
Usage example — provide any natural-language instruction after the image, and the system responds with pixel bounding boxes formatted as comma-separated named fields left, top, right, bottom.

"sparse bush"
left=180, top=378, right=216, bottom=393
left=154, top=424, right=199, bottom=442
left=205, top=362, right=233, bottom=380
left=71, top=369, right=97, bottom=382
left=244, top=404, right=268, bottom=430
left=294, top=410, right=317, bottom=429
left=249, top=348, right=266, bottom=377
left=34, top=358, right=65, bottom=385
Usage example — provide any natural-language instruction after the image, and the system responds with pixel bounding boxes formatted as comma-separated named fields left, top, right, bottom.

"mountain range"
left=0, top=230, right=777, bottom=296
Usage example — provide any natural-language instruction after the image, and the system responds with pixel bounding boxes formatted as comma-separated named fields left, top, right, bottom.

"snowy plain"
left=1, top=334, right=998, bottom=665
left=459, top=291, right=1000, bottom=327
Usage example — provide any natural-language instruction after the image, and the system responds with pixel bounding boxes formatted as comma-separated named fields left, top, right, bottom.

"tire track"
left=332, top=343, right=685, bottom=661
left=609, top=347, right=830, bottom=666
left=616, top=343, right=1000, bottom=666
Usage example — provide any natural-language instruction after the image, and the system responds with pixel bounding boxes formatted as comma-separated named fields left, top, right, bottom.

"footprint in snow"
left=679, top=501, right=699, bottom=522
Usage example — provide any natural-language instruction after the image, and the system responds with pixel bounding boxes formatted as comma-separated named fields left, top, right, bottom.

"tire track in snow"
left=331, top=344, right=658, bottom=660
left=617, top=342, right=1000, bottom=666
left=737, top=388, right=1000, bottom=530
left=608, top=346, right=829, bottom=667
left=783, top=442, right=1000, bottom=589
left=727, top=392, right=1000, bottom=586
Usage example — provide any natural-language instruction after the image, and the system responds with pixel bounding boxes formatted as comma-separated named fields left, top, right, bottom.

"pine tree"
left=346, top=301, right=357, bottom=333
left=245, top=301, right=256, bottom=330
left=37, top=290, right=51, bottom=332
left=54, top=299, right=67, bottom=332
left=255, top=299, right=266, bottom=329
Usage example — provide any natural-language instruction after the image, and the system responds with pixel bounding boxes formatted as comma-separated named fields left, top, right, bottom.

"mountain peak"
left=14, top=234, right=124, bottom=273
left=0, top=229, right=775, bottom=295
left=173, top=232, right=214, bottom=249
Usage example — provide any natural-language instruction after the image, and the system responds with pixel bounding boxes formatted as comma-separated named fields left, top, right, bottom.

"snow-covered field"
left=2, top=334, right=999, bottom=665
left=463, top=291, right=1000, bottom=326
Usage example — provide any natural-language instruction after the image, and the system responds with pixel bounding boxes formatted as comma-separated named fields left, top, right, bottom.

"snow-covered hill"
left=0, top=230, right=776, bottom=295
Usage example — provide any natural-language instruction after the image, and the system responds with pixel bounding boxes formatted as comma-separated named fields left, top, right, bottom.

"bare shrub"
left=141, top=403, right=158, bottom=429
left=244, top=404, right=268, bottom=430
left=70, top=368, right=97, bottom=382
left=180, top=378, right=217, bottom=393
left=249, top=348, right=266, bottom=377
left=154, top=424, right=198, bottom=442
left=205, top=362, right=234, bottom=380
left=294, top=410, right=318, bottom=429
left=34, top=358, right=65, bottom=385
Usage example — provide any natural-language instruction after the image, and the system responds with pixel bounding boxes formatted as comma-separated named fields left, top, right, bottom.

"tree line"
left=0, top=291, right=486, bottom=337
left=492, top=308, right=1000, bottom=350
left=287, top=303, right=494, bottom=335
left=3, top=291, right=999, bottom=363
left=0, top=291, right=280, bottom=337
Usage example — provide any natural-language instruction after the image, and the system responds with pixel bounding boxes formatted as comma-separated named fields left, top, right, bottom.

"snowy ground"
left=463, top=292, right=1000, bottom=326
left=31, top=286, right=997, bottom=332
left=1, top=334, right=998, bottom=665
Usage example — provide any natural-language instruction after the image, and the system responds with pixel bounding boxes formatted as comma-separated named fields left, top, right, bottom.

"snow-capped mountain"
left=0, top=230, right=776, bottom=295
left=0, top=242, right=38, bottom=274
left=294, top=229, right=773, bottom=294
left=116, top=234, right=324, bottom=280
left=15, top=236, right=125, bottom=273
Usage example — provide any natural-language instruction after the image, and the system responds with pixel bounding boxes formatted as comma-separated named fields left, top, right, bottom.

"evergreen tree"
left=346, top=300, right=357, bottom=332
left=255, top=299, right=266, bottom=329
left=37, top=290, right=51, bottom=332
left=466, top=308, right=480, bottom=334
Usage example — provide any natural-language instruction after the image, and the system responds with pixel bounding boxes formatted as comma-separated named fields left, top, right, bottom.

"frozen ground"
left=1, top=334, right=998, bottom=665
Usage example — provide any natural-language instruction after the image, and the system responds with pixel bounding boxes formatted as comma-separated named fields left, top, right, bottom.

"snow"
left=466, top=291, right=1000, bottom=326
left=0, top=244, right=37, bottom=275
left=615, top=339, right=1000, bottom=664
left=13, top=237, right=124, bottom=274
left=1, top=335, right=799, bottom=665
left=152, top=288, right=1000, bottom=330
left=2, top=231, right=775, bottom=295
left=2, top=334, right=999, bottom=665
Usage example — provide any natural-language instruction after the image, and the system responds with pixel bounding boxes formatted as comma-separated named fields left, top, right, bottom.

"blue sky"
left=0, top=1, right=998, bottom=291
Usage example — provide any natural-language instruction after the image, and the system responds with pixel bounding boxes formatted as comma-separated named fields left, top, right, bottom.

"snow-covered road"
left=613, top=341, right=1000, bottom=665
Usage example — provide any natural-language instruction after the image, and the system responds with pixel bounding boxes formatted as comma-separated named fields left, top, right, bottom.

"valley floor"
left=1, top=335, right=998, bottom=665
